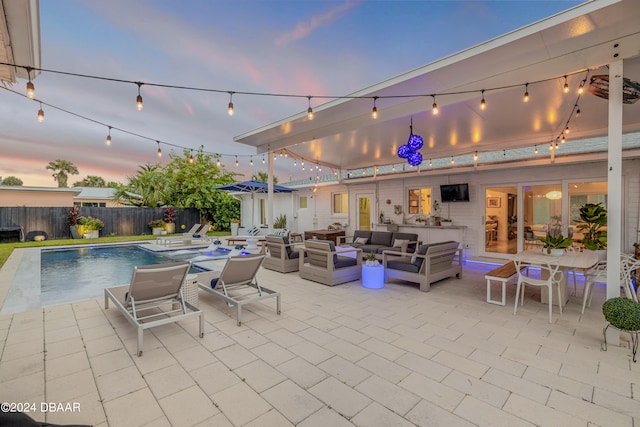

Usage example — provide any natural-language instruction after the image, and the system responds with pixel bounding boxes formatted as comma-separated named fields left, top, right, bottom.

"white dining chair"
left=514, top=258, right=563, bottom=323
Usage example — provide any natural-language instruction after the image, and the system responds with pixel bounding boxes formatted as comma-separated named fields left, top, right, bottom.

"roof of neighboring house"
left=0, top=185, right=81, bottom=194
left=73, top=187, right=117, bottom=200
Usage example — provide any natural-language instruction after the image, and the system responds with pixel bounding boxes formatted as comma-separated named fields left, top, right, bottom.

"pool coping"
left=0, top=240, right=222, bottom=314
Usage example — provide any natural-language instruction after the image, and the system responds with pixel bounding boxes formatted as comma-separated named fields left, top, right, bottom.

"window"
left=408, top=188, right=432, bottom=215
left=333, top=193, right=348, bottom=214
left=299, top=196, right=307, bottom=209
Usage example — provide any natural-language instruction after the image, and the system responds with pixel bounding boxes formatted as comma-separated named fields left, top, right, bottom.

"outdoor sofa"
left=337, top=230, right=419, bottom=258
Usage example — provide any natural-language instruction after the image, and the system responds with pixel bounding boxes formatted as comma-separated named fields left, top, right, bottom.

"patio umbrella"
left=216, top=180, right=295, bottom=228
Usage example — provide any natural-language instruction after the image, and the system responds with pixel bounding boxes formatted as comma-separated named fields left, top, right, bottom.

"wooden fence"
left=0, top=207, right=201, bottom=241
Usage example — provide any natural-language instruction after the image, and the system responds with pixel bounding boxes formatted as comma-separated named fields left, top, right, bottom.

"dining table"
left=515, top=249, right=599, bottom=307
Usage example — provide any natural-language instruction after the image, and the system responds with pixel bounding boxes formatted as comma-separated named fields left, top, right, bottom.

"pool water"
left=40, top=245, right=201, bottom=306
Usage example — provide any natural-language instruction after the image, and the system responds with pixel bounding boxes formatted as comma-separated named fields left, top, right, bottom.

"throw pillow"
left=354, top=237, right=368, bottom=245
left=393, top=239, right=409, bottom=249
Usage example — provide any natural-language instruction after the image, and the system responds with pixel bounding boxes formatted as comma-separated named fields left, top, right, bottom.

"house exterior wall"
left=248, top=157, right=640, bottom=258
left=0, top=188, right=75, bottom=207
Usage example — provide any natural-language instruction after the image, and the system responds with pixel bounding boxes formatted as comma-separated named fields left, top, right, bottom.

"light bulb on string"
left=227, top=91, right=234, bottom=116
left=576, top=107, right=581, bottom=117
left=37, top=102, right=44, bottom=123
left=431, top=95, right=438, bottom=115
left=534, top=146, right=538, bottom=154
left=371, top=97, right=378, bottom=119
left=261, top=156, right=265, bottom=164
left=307, top=96, right=314, bottom=120
left=563, top=76, right=569, bottom=93
left=578, top=80, right=585, bottom=94
left=188, top=150, right=194, bottom=163
left=480, top=90, right=486, bottom=110
left=429, top=159, right=433, bottom=167
left=156, top=141, right=162, bottom=157
left=235, top=156, right=239, bottom=166
left=523, top=83, right=530, bottom=102
left=250, top=156, right=253, bottom=166
left=473, top=151, right=478, bottom=163
left=273, top=153, right=276, bottom=160
left=216, top=158, right=221, bottom=167
left=450, top=157, right=455, bottom=164
left=136, top=82, right=143, bottom=111
left=564, top=126, right=570, bottom=135
left=106, top=126, right=113, bottom=146
left=293, top=160, right=297, bottom=167
left=26, top=67, right=35, bottom=99
left=561, top=134, right=566, bottom=143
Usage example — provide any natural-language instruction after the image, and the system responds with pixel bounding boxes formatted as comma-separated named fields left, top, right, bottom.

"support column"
left=606, top=59, right=623, bottom=345
left=268, top=150, right=274, bottom=234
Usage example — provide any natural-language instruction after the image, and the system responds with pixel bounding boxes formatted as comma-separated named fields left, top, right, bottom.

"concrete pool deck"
left=1, top=259, right=639, bottom=426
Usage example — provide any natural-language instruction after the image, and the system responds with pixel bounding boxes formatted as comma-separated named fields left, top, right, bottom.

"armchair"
left=299, top=240, right=362, bottom=286
left=383, top=241, right=462, bottom=292
left=263, top=235, right=305, bottom=273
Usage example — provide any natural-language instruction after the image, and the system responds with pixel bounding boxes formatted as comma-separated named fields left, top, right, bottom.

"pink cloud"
left=275, top=1, right=359, bottom=46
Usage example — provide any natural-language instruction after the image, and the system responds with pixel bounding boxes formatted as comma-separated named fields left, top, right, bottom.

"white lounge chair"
left=156, top=223, right=201, bottom=246
left=104, top=261, right=204, bottom=356
left=196, top=254, right=281, bottom=326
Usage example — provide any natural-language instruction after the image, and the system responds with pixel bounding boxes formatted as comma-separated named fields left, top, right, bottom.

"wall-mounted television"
left=440, top=183, right=470, bottom=202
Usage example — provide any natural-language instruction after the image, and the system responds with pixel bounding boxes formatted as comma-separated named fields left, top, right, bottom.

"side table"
left=183, top=273, right=199, bottom=308
left=362, top=263, right=385, bottom=289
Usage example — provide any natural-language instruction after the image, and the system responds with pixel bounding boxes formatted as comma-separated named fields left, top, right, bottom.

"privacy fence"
left=0, top=207, right=201, bottom=242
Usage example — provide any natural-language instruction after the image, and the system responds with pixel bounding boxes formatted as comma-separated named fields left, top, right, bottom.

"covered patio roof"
left=235, top=0, right=640, bottom=171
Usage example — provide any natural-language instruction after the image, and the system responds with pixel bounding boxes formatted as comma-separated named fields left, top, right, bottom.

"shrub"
left=164, top=207, right=176, bottom=223
left=602, top=297, right=640, bottom=331
left=76, top=216, right=104, bottom=234
left=148, top=219, right=166, bottom=229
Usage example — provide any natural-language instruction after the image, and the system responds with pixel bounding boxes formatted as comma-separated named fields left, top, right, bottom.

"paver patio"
left=1, top=261, right=639, bottom=426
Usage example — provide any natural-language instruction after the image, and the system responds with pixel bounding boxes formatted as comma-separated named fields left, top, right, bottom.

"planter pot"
left=152, top=227, right=164, bottom=236
left=231, top=223, right=239, bottom=236
left=585, top=249, right=607, bottom=262
left=543, top=248, right=564, bottom=257
left=165, top=223, right=175, bottom=234
left=441, top=222, right=452, bottom=227
left=83, top=230, right=99, bottom=239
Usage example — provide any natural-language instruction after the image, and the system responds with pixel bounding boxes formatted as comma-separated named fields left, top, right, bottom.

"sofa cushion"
left=387, top=258, right=420, bottom=273
left=281, top=235, right=292, bottom=257
left=353, top=230, right=372, bottom=242
left=335, top=255, right=358, bottom=269
left=289, top=248, right=301, bottom=259
left=392, top=233, right=419, bottom=252
left=370, top=231, right=393, bottom=246
left=354, top=237, right=369, bottom=245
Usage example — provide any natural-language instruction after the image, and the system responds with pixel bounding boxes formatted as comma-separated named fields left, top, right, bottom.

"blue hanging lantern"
left=408, top=151, right=423, bottom=166
left=397, top=144, right=412, bottom=159
left=408, top=134, right=424, bottom=151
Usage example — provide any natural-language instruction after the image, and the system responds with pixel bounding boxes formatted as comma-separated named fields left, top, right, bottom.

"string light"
left=564, top=126, right=570, bottom=135
left=431, top=95, right=439, bottom=115
left=480, top=90, right=486, bottom=110
left=563, top=76, right=569, bottom=93
left=25, top=67, right=35, bottom=99
left=577, top=80, right=585, bottom=94
left=293, top=160, right=297, bottom=167
left=216, top=157, right=221, bottom=167
left=136, top=82, right=143, bottom=111
left=156, top=141, right=162, bottom=157
left=250, top=156, right=253, bottom=166
left=37, top=102, right=44, bottom=123
left=561, top=134, right=566, bottom=143
left=106, top=127, right=112, bottom=146
left=534, top=146, right=538, bottom=154
left=188, top=150, right=194, bottom=163
left=429, top=159, right=432, bottom=167
left=450, top=157, right=455, bottom=164
left=523, top=83, right=530, bottom=102
left=372, top=96, right=378, bottom=119
left=262, top=156, right=265, bottom=164
left=227, top=91, right=234, bottom=116
left=235, top=155, right=239, bottom=166
left=473, top=151, right=478, bottom=162
left=576, top=107, right=581, bottom=117
left=273, top=153, right=277, bottom=160
left=307, top=96, right=314, bottom=120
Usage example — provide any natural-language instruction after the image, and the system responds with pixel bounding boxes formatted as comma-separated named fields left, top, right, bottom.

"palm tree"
left=115, top=163, right=170, bottom=207
left=251, top=171, right=278, bottom=184
left=46, top=159, right=79, bottom=188
left=73, top=175, right=106, bottom=187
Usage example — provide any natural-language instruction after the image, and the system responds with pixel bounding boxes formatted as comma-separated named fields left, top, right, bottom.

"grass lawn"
left=0, top=231, right=230, bottom=269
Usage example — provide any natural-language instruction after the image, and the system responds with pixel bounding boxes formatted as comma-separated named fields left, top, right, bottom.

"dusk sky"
left=0, top=0, right=585, bottom=187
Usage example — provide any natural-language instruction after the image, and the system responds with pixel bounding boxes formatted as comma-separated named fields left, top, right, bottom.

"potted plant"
left=365, top=253, right=379, bottom=266
left=77, top=216, right=104, bottom=238
left=432, top=200, right=441, bottom=226
left=441, top=218, right=453, bottom=227
left=274, top=214, right=287, bottom=230
left=602, top=297, right=640, bottom=362
left=230, top=218, right=240, bottom=236
left=148, top=219, right=167, bottom=235
left=67, top=205, right=81, bottom=238
left=538, top=232, right=573, bottom=256
left=164, top=207, right=176, bottom=234
left=576, top=203, right=607, bottom=259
